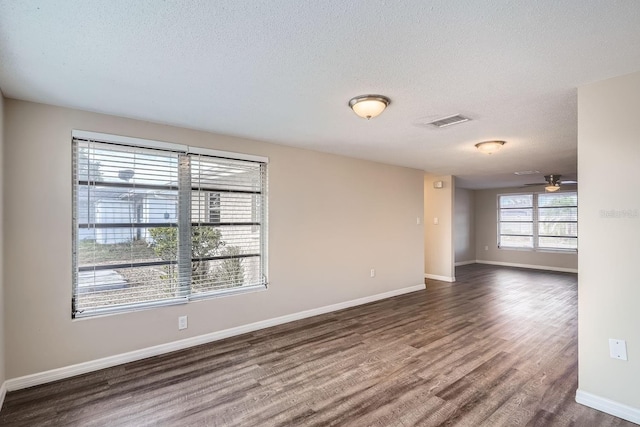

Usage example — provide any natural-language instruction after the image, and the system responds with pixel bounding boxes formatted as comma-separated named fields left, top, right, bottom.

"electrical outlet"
left=178, top=315, right=188, bottom=330
left=609, top=339, right=628, bottom=360
left=416, top=216, right=421, bottom=225
left=433, top=217, right=439, bottom=225
left=370, top=269, right=375, bottom=278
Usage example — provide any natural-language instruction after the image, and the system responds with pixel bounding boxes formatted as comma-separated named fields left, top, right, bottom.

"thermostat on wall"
left=433, top=181, right=444, bottom=189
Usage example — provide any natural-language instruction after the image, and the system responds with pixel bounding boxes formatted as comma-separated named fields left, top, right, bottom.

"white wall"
left=454, top=187, right=475, bottom=264
left=424, top=174, right=454, bottom=281
left=577, top=71, right=640, bottom=411
left=474, top=186, right=578, bottom=271
left=0, top=92, right=5, bottom=399
left=3, top=99, right=425, bottom=379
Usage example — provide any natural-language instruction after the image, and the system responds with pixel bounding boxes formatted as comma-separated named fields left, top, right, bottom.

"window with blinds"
left=537, top=192, right=578, bottom=250
left=72, top=132, right=268, bottom=318
left=498, top=194, right=534, bottom=249
left=498, top=192, right=577, bottom=251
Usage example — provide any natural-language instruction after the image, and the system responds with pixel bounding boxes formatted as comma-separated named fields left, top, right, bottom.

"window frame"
left=71, top=130, right=268, bottom=318
left=497, top=191, right=577, bottom=253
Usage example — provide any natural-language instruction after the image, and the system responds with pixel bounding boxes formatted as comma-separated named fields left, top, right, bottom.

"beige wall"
left=424, top=174, right=454, bottom=281
left=474, top=187, right=578, bottom=271
left=3, top=99, right=425, bottom=378
left=454, top=187, right=475, bottom=264
left=578, top=71, right=640, bottom=408
left=0, top=92, right=5, bottom=390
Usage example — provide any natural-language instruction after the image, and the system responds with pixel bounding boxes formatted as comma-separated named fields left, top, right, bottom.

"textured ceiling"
left=1, top=1, right=640, bottom=188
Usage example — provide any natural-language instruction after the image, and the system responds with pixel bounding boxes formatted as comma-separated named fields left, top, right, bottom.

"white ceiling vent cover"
left=428, top=114, right=471, bottom=128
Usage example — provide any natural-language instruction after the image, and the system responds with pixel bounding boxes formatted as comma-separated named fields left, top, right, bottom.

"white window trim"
left=72, top=130, right=269, bottom=164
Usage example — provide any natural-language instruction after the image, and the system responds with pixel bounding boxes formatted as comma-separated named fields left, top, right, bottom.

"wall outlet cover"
left=178, top=315, right=188, bottom=330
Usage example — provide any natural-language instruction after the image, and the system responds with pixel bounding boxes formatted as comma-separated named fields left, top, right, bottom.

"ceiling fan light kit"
left=524, top=174, right=576, bottom=192
left=348, top=95, right=390, bottom=120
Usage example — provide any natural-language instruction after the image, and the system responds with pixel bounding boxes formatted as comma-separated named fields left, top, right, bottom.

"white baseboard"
left=5, top=283, right=426, bottom=392
left=424, top=274, right=456, bottom=282
left=454, top=260, right=476, bottom=266
left=475, top=260, right=578, bottom=274
left=0, top=381, right=6, bottom=411
left=576, top=389, right=640, bottom=424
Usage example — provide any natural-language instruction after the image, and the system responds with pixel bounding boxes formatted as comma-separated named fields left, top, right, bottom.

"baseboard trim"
left=5, top=283, right=426, bottom=392
left=576, top=389, right=640, bottom=424
left=424, top=274, right=456, bottom=282
left=475, top=260, right=578, bottom=274
left=454, top=260, right=476, bottom=266
left=0, top=381, right=6, bottom=411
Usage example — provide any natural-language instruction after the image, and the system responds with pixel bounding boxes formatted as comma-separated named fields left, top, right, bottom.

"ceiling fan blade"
left=560, top=180, right=578, bottom=184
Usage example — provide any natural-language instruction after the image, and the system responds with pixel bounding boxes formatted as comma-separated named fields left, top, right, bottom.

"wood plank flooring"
left=0, top=264, right=635, bottom=426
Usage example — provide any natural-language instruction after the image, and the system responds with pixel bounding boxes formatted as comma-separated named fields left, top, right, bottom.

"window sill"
left=498, top=246, right=577, bottom=254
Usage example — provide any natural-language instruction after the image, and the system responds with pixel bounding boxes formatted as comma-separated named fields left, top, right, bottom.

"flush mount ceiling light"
left=348, top=95, right=390, bottom=120
left=475, top=140, right=506, bottom=154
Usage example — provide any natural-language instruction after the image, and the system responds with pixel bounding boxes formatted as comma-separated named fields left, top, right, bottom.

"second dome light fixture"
left=349, top=95, right=390, bottom=120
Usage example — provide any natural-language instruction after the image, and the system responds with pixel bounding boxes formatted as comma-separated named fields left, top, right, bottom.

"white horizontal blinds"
left=73, top=139, right=183, bottom=317
left=499, top=194, right=534, bottom=248
left=73, top=134, right=267, bottom=317
left=189, top=154, right=266, bottom=296
left=538, top=192, right=578, bottom=250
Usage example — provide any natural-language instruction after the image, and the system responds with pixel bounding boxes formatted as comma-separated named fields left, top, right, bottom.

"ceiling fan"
left=524, top=174, right=578, bottom=192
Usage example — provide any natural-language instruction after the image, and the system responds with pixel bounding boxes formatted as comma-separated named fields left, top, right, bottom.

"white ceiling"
left=1, top=1, right=640, bottom=189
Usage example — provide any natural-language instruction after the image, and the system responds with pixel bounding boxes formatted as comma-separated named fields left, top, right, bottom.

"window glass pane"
left=74, top=140, right=182, bottom=316
left=500, top=208, right=533, bottom=221
left=500, top=222, right=533, bottom=236
left=191, top=157, right=261, bottom=193
left=539, top=192, right=577, bottom=207
left=499, top=235, right=534, bottom=248
left=189, top=154, right=265, bottom=295
left=538, top=207, right=577, bottom=222
left=538, top=222, right=578, bottom=237
left=78, top=227, right=176, bottom=268
left=79, top=144, right=179, bottom=185
left=191, top=255, right=263, bottom=296
left=76, top=266, right=179, bottom=313
left=539, top=237, right=578, bottom=250
left=499, top=194, right=533, bottom=208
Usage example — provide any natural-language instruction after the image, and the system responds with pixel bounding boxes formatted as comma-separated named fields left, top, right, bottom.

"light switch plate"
left=609, top=338, right=628, bottom=360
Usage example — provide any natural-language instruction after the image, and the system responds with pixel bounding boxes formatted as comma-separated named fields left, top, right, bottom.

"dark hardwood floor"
left=1, top=264, right=634, bottom=426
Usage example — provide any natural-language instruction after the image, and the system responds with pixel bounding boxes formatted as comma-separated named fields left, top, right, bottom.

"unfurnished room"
left=0, top=1, right=639, bottom=426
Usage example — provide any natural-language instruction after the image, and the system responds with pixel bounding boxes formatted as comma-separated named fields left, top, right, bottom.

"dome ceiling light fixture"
left=348, top=95, right=390, bottom=120
left=475, top=140, right=506, bottom=154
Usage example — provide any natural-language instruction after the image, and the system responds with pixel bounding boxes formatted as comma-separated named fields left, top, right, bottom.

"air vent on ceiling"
left=427, top=114, right=471, bottom=128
